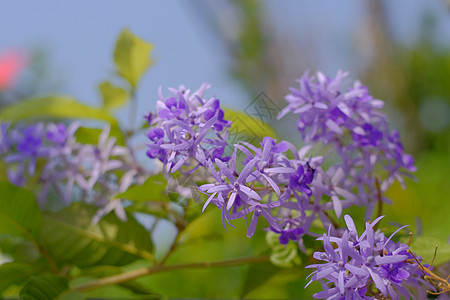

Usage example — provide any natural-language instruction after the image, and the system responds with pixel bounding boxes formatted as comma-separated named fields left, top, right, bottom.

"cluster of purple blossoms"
left=278, top=71, right=417, bottom=219
left=198, top=136, right=329, bottom=244
left=306, top=215, right=422, bottom=300
left=144, top=77, right=425, bottom=297
left=145, top=83, right=232, bottom=174
left=1, top=122, right=147, bottom=222
left=144, top=76, right=417, bottom=247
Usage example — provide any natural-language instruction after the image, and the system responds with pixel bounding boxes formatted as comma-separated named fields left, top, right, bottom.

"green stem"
left=37, top=244, right=59, bottom=274
left=73, top=256, right=269, bottom=292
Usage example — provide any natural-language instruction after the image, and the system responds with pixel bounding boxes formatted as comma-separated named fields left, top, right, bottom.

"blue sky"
left=1, top=0, right=449, bottom=125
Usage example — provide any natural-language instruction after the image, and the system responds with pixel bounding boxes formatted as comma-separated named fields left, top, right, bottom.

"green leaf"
left=116, top=174, right=168, bottom=203
left=41, top=203, right=154, bottom=267
left=0, top=96, right=118, bottom=126
left=74, top=126, right=126, bottom=147
left=0, top=236, right=40, bottom=263
left=0, top=181, right=42, bottom=242
left=99, top=81, right=128, bottom=110
left=178, top=210, right=224, bottom=245
left=240, top=261, right=280, bottom=297
left=410, top=236, right=450, bottom=266
left=223, top=108, right=278, bottom=144
left=125, top=202, right=170, bottom=220
left=0, top=262, right=44, bottom=295
left=57, top=291, right=85, bottom=300
left=19, top=273, right=79, bottom=300
left=114, top=28, right=154, bottom=88
left=266, top=231, right=301, bottom=268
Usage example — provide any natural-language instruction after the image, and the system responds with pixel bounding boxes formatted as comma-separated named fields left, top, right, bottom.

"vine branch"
left=74, top=256, right=270, bottom=292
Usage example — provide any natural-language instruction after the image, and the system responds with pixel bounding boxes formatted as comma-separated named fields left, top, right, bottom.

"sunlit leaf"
left=41, top=203, right=153, bottom=267
left=114, top=28, right=154, bottom=88
left=126, top=202, right=169, bottom=220
left=99, top=81, right=128, bottom=110
left=74, top=126, right=126, bottom=147
left=0, top=181, right=42, bottom=242
left=223, top=108, right=278, bottom=144
left=116, top=174, right=168, bottom=203
left=178, top=210, right=224, bottom=245
left=0, top=96, right=118, bottom=126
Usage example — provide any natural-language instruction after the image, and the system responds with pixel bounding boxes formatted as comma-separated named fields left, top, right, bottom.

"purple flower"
left=289, top=163, right=315, bottom=196
left=352, top=123, right=383, bottom=147
left=4, top=123, right=48, bottom=182
left=46, top=123, right=68, bottom=146
left=158, top=97, right=187, bottom=120
left=145, top=84, right=232, bottom=173
left=306, top=214, right=419, bottom=299
left=198, top=137, right=323, bottom=240
left=270, top=226, right=304, bottom=245
left=380, top=262, right=410, bottom=284
left=279, top=71, right=416, bottom=219
left=200, top=158, right=261, bottom=212
left=0, top=123, right=11, bottom=153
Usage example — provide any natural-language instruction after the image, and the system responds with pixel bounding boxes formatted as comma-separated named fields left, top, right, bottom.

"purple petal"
left=227, top=191, right=237, bottom=211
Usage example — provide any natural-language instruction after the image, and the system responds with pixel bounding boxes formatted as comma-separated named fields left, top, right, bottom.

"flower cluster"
left=144, top=77, right=424, bottom=298
left=278, top=71, right=416, bottom=219
left=1, top=122, right=146, bottom=221
left=306, top=215, right=420, bottom=299
left=146, top=84, right=232, bottom=173
left=198, top=136, right=334, bottom=244
left=144, top=75, right=416, bottom=248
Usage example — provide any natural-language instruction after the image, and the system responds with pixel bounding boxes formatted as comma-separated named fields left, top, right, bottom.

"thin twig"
left=373, top=178, right=383, bottom=230
left=74, top=256, right=270, bottom=292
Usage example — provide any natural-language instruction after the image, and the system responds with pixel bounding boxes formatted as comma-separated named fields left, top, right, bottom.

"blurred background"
left=1, top=0, right=449, bottom=298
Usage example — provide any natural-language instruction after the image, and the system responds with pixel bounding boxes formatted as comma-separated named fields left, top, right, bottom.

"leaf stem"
left=37, top=243, right=59, bottom=274
left=73, top=256, right=270, bottom=292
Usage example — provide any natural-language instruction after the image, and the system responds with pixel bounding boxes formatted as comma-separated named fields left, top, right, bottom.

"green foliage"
left=224, top=107, right=278, bottom=147
left=78, top=265, right=160, bottom=297
left=138, top=210, right=271, bottom=298
left=41, top=203, right=153, bottom=267
left=0, top=181, right=42, bottom=242
left=74, top=126, right=126, bottom=147
left=19, top=274, right=83, bottom=300
left=409, top=236, right=450, bottom=266
left=240, top=261, right=281, bottom=297
left=116, top=174, right=168, bottom=203
left=0, top=96, right=118, bottom=125
left=126, top=202, right=170, bottom=220
left=178, top=209, right=224, bottom=246
left=0, top=262, right=44, bottom=295
left=99, top=81, right=128, bottom=110
left=386, top=151, right=450, bottom=240
left=114, top=28, right=154, bottom=88
left=0, top=237, right=40, bottom=263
